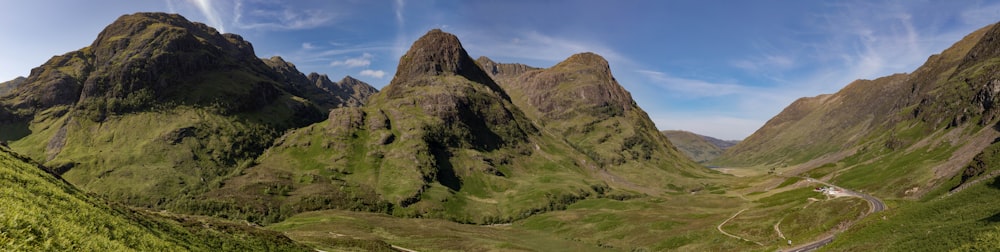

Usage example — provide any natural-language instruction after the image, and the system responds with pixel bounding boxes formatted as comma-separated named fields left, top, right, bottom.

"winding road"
left=785, top=177, right=886, bottom=252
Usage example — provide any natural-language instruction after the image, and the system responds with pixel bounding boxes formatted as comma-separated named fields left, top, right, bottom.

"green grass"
left=270, top=192, right=750, bottom=252
left=0, top=147, right=309, bottom=251
left=832, top=143, right=956, bottom=197
left=824, top=178, right=1000, bottom=251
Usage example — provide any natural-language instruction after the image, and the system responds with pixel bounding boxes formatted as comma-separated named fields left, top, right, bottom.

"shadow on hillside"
left=0, top=121, right=31, bottom=142
left=981, top=212, right=1000, bottom=223
left=429, top=145, right=462, bottom=192
left=990, top=175, right=1000, bottom=189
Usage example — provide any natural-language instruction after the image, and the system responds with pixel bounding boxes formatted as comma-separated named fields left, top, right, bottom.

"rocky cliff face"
left=475, top=56, right=539, bottom=81
left=262, top=56, right=377, bottom=110
left=307, top=73, right=377, bottom=107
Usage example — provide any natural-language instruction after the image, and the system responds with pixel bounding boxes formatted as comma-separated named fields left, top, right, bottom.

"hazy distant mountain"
left=661, top=130, right=738, bottom=163
left=0, top=76, right=26, bottom=97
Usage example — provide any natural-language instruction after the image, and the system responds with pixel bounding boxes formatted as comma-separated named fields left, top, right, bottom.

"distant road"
left=785, top=177, right=886, bottom=252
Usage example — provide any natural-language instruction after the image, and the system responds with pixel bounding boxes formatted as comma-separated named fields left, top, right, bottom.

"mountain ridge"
left=0, top=12, right=373, bottom=209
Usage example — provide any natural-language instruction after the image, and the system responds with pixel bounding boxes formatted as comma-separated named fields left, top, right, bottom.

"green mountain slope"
left=661, top=130, right=738, bottom=163
left=0, top=13, right=370, bottom=208
left=717, top=22, right=1000, bottom=198
left=479, top=55, right=716, bottom=190
left=198, top=30, right=713, bottom=225
left=0, top=146, right=309, bottom=251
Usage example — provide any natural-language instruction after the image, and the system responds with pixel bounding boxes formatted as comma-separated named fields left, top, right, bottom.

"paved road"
left=785, top=177, right=886, bottom=252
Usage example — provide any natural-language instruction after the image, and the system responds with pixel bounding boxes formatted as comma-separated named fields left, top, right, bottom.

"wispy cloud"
left=191, top=0, right=225, bottom=33
left=331, top=53, right=374, bottom=68
left=460, top=30, right=630, bottom=67
left=393, top=0, right=408, bottom=58
left=636, top=70, right=746, bottom=97
left=360, top=69, right=386, bottom=79
left=301, top=42, right=314, bottom=49
left=960, top=2, right=1000, bottom=25
left=233, top=0, right=336, bottom=31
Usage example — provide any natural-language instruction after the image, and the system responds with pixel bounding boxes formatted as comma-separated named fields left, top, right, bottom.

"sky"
left=2, top=1, right=1000, bottom=140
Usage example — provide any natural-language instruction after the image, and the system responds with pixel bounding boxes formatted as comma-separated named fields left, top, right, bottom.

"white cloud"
left=190, top=0, right=225, bottom=33
left=360, top=69, right=386, bottom=79
left=301, top=42, right=314, bottom=49
left=331, top=53, right=374, bottom=68
left=960, top=2, right=1000, bottom=25
left=459, top=29, right=630, bottom=67
left=233, top=0, right=336, bottom=30
left=635, top=70, right=746, bottom=97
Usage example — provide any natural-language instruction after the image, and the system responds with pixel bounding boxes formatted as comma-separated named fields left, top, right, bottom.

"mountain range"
left=0, top=12, right=710, bottom=229
left=2, top=11, right=999, bottom=251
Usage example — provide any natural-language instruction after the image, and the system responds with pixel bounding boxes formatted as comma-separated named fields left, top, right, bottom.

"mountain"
left=0, top=13, right=365, bottom=208
left=0, top=146, right=309, bottom=251
left=195, top=29, right=712, bottom=224
left=0, top=76, right=26, bottom=96
left=661, top=130, right=738, bottom=163
left=719, top=22, right=1000, bottom=198
left=480, top=55, right=712, bottom=188
left=308, top=73, right=378, bottom=107
left=261, top=56, right=377, bottom=109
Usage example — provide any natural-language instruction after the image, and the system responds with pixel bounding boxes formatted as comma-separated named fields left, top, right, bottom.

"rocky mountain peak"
left=557, top=52, right=610, bottom=69
left=388, top=29, right=506, bottom=98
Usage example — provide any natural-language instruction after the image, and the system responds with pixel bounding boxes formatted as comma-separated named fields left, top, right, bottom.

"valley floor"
left=264, top=166, right=885, bottom=251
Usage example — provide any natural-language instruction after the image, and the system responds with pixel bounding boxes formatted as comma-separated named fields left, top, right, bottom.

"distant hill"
left=661, top=130, right=738, bottom=163
left=0, top=146, right=309, bottom=251
left=0, top=76, right=26, bottom=96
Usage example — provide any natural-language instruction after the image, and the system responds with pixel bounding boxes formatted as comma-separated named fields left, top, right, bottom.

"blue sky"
left=2, top=1, right=999, bottom=140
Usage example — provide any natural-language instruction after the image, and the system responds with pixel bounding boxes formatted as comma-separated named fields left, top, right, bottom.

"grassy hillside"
left=710, top=21, right=1000, bottom=251
left=825, top=177, right=1000, bottom=251
left=0, top=146, right=310, bottom=251
left=0, top=13, right=341, bottom=209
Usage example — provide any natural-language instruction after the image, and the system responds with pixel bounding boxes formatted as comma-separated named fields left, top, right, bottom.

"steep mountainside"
left=0, top=13, right=363, bottom=208
left=662, top=130, right=738, bottom=163
left=481, top=55, right=712, bottom=188
left=0, top=76, right=26, bottom=96
left=0, top=146, right=309, bottom=251
left=197, top=30, right=711, bottom=224
left=719, top=22, right=1000, bottom=198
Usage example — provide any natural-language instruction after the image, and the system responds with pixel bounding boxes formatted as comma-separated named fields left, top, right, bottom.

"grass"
left=269, top=192, right=750, bottom=252
left=824, top=178, right=1000, bottom=251
left=0, top=146, right=309, bottom=251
